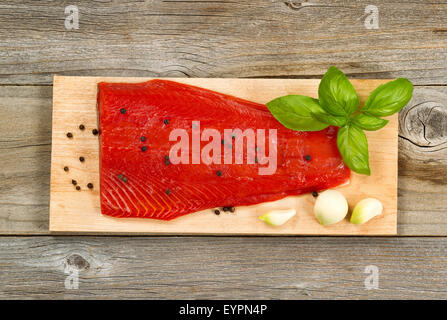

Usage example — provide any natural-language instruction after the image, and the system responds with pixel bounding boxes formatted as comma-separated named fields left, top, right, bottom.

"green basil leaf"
left=337, top=124, right=370, bottom=175
left=318, top=66, right=359, bottom=116
left=266, top=95, right=329, bottom=131
left=311, top=112, right=347, bottom=127
left=362, top=78, right=414, bottom=117
left=352, top=113, right=389, bottom=131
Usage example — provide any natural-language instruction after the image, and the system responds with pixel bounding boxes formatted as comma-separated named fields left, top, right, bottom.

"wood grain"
left=0, top=86, right=52, bottom=234
left=1, top=236, right=446, bottom=299
left=49, top=76, right=398, bottom=235
left=0, top=1, right=446, bottom=85
left=1, top=0, right=447, bottom=300
left=398, top=87, right=447, bottom=235
left=2, top=85, right=447, bottom=235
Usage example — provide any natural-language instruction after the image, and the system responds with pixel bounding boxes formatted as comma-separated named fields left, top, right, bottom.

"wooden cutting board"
left=50, top=76, right=398, bottom=235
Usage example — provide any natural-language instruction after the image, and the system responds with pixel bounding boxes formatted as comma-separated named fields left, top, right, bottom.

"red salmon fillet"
left=97, top=80, right=350, bottom=220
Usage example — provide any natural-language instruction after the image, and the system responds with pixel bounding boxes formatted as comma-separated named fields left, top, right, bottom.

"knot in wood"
left=400, top=100, right=447, bottom=151
left=66, top=254, right=90, bottom=271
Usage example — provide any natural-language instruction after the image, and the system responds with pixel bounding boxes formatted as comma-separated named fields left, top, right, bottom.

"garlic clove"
left=259, top=209, right=296, bottom=226
left=350, top=198, right=383, bottom=225
left=314, top=190, right=348, bottom=225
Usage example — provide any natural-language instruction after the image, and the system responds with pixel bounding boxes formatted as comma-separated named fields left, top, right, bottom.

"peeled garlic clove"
left=259, top=209, right=296, bottom=226
left=314, top=190, right=348, bottom=225
left=350, top=198, right=383, bottom=225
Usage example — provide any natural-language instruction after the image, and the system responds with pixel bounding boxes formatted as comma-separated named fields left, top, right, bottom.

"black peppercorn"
left=66, top=132, right=73, bottom=138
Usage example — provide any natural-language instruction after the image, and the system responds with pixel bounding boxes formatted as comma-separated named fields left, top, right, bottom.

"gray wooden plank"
left=0, top=0, right=446, bottom=85
left=0, top=236, right=446, bottom=299
left=398, top=87, right=447, bottom=235
left=1, top=84, right=447, bottom=235
left=0, top=86, right=52, bottom=234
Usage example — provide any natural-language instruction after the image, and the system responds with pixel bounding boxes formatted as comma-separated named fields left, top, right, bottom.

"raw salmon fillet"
left=97, top=80, right=350, bottom=220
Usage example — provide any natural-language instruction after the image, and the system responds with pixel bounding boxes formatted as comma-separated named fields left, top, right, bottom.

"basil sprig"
left=266, top=66, right=414, bottom=175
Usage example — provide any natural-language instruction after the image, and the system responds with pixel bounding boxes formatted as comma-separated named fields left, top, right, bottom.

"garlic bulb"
left=314, top=190, right=348, bottom=225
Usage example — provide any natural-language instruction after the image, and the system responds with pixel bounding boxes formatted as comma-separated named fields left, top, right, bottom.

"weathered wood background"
left=0, top=0, right=447, bottom=299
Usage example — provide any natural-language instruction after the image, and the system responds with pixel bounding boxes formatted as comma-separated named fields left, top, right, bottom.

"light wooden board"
left=50, top=76, right=397, bottom=235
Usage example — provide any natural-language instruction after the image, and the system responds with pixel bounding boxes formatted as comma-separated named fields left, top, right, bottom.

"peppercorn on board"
left=50, top=76, right=398, bottom=235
